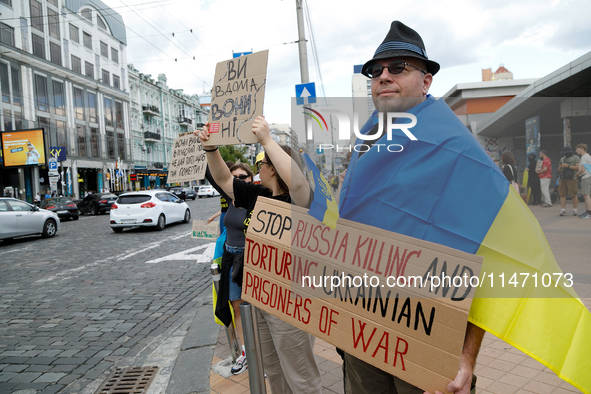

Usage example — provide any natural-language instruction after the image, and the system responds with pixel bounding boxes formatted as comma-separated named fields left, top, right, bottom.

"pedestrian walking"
left=537, top=150, right=552, bottom=207
left=558, top=146, right=580, bottom=216
left=575, top=143, right=591, bottom=218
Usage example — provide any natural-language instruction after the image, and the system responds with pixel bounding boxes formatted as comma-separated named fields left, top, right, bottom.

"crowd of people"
left=502, top=143, right=591, bottom=219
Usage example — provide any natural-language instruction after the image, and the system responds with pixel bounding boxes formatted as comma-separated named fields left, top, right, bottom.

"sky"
left=103, top=0, right=591, bottom=126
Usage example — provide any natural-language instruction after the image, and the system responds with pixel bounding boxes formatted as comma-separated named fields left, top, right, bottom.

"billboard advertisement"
left=0, top=128, right=47, bottom=167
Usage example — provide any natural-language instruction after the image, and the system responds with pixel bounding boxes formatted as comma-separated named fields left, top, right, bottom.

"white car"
left=0, top=197, right=60, bottom=240
left=197, top=185, right=220, bottom=198
left=109, top=190, right=191, bottom=233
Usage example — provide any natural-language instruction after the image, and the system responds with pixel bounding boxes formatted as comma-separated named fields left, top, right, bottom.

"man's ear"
left=423, top=73, right=433, bottom=96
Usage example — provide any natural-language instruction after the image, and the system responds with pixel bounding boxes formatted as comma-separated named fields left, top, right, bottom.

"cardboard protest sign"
left=167, top=132, right=207, bottom=183
left=208, top=50, right=268, bottom=145
left=192, top=219, right=220, bottom=239
left=242, top=198, right=483, bottom=394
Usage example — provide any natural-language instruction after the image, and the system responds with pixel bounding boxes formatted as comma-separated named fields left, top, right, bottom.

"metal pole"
left=295, top=0, right=315, bottom=162
left=210, top=264, right=241, bottom=362
left=240, top=302, right=266, bottom=393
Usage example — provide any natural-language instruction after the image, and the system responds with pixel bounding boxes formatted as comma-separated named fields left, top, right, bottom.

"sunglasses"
left=233, top=174, right=250, bottom=180
left=256, top=161, right=271, bottom=171
left=366, top=60, right=427, bottom=78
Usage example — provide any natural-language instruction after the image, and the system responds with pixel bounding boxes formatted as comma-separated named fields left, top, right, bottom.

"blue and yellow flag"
left=302, top=153, right=339, bottom=229
left=339, top=96, right=591, bottom=393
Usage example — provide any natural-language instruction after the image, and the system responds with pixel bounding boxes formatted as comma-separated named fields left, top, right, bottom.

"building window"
left=69, top=24, right=79, bottom=43
left=104, top=97, right=113, bottom=127
left=73, top=87, right=84, bottom=120
left=117, top=132, right=125, bottom=160
left=113, top=75, right=120, bottom=90
left=3, top=109, right=12, bottom=131
left=107, top=130, right=115, bottom=159
left=53, top=80, right=65, bottom=116
left=48, top=8, right=60, bottom=39
left=32, top=33, right=45, bottom=59
left=100, top=41, right=108, bottom=58
left=102, top=69, right=109, bottom=86
left=11, top=66, right=20, bottom=105
left=0, top=0, right=12, bottom=7
left=88, top=92, right=97, bottom=123
left=0, top=23, right=15, bottom=46
left=71, top=55, right=81, bottom=74
left=90, top=127, right=99, bottom=157
left=37, top=116, right=50, bottom=145
left=34, top=74, right=48, bottom=111
left=47, top=0, right=57, bottom=6
left=56, top=120, right=66, bottom=147
left=83, top=32, right=92, bottom=50
left=77, top=124, right=87, bottom=157
left=0, top=62, right=9, bottom=103
left=81, top=9, right=92, bottom=22
left=97, top=16, right=107, bottom=30
left=49, top=42, right=61, bottom=66
left=85, top=61, right=94, bottom=78
left=30, top=0, right=43, bottom=32
left=111, top=48, right=118, bottom=64
left=115, top=101, right=123, bottom=129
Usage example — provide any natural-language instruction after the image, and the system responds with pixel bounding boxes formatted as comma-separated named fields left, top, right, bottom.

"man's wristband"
left=204, top=147, right=218, bottom=152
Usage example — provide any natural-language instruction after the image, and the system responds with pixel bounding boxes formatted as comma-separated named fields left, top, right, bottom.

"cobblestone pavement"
left=0, top=196, right=222, bottom=394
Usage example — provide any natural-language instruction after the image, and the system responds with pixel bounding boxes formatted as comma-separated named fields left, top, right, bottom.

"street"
left=0, top=196, right=222, bottom=394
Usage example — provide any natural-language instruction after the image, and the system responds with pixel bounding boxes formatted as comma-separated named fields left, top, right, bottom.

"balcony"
left=144, top=132, right=161, bottom=142
left=178, top=116, right=192, bottom=126
left=142, top=105, right=160, bottom=116
left=153, top=162, right=164, bottom=169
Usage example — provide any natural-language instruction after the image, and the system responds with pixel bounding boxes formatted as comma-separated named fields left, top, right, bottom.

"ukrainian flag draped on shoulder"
left=339, top=96, right=591, bottom=393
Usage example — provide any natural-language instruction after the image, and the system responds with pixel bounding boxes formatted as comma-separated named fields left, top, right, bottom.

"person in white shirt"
left=575, top=143, right=591, bottom=219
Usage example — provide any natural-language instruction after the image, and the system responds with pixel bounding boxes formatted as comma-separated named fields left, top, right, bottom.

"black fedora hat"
left=361, top=21, right=440, bottom=77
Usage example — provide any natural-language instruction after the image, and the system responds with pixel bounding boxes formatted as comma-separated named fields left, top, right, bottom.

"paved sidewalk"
left=206, top=202, right=590, bottom=394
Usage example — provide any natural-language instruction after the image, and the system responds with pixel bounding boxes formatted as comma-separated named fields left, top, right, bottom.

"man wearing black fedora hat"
left=338, top=21, right=482, bottom=394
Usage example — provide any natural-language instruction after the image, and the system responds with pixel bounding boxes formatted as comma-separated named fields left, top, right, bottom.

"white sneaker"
left=573, top=209, right=578, bottom=216
left=231, top=354, right=248, bottom=375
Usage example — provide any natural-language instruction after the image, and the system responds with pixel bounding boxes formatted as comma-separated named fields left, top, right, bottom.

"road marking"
left=115, top=232, right=191, bottom=261
left=35, top=262, right=101, bottom=283
left=0, top=247, right=28, bottom=255
left=145, top=242, right=216, bottom=264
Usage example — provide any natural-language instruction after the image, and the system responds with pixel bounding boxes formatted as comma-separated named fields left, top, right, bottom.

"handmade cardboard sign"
left=242, top=198, right=483, bottom=394
left=192, top=219, right=220, bottom=239
left=207, top=50, right=268, bottom=145
left=167, top=132, right=207, bottom=183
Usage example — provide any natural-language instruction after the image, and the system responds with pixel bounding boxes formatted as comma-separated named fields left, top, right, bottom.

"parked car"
left=109, top=190, right=191, bottom=233
left=197, top=185, right=220, bottom=198
left=0, top=197, right=60, bottom=240
left=40, top=197, right=79, bottom=220
left=171, top=187, right=196, bottom=200
left=77, top=193, right=118, bottom=215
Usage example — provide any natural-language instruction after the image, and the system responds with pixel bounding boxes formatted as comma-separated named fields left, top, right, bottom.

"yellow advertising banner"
left=1, top=129, right=47, bottom=166
left=242, top=198, right=483, bottom=394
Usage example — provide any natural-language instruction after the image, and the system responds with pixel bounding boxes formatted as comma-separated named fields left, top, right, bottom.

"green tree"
left=219, top=145, right=249, bottom=165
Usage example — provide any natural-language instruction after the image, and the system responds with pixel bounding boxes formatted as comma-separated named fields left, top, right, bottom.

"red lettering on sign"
left=351, top=318, right=377, bottom=352
left=394, top=337, right=408, bottom=371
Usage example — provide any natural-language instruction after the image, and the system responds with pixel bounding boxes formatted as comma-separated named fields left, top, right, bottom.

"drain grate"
left=94, top=366, right=159, bottom=394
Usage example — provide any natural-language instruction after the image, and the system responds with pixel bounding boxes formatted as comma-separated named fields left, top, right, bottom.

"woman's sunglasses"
left=233, top=174, right=250, bottom=180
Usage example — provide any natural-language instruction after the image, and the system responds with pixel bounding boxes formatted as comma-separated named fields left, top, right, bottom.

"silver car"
left=0, top=197, right=60, bottom=240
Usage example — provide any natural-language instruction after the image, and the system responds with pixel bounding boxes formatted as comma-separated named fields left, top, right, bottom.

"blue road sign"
left=296, top=82, right=316, bottom=105
left=49, top=161, right=58, bottom=170
left=233, top=51, right=252, bottom=58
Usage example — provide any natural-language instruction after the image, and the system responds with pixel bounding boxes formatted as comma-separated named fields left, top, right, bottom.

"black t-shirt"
left=224, top=202, right=247, bottom=247
left=502, top=164, right=518, bottom=183
left=232, top=178, right=291, bottom=234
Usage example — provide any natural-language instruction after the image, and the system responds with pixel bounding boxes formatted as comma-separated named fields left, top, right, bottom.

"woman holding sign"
left=196, top=116, right=321, bottom=393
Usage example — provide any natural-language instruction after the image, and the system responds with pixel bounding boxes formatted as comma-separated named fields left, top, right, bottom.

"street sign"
left=296, top=82, right=316, bottom=105
left=49, top=160, right=58, bottom=170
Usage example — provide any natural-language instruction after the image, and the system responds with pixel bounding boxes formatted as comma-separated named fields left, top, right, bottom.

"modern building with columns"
left=0, top=0, right=131, bottom=201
